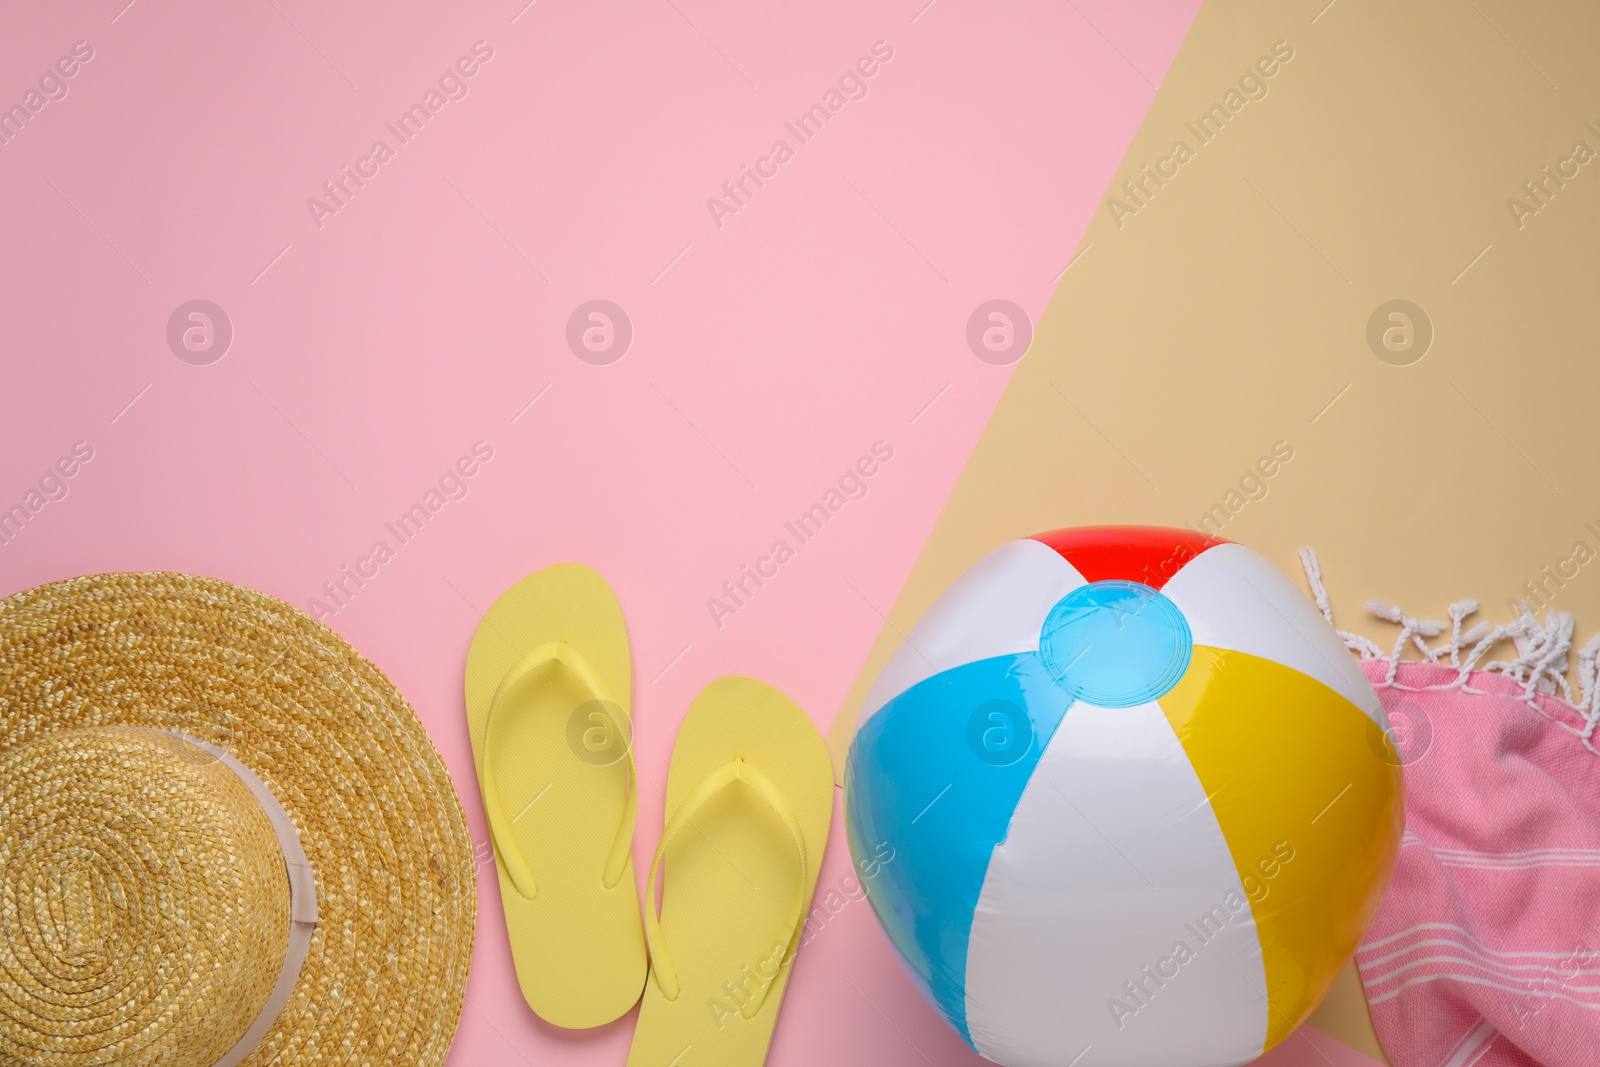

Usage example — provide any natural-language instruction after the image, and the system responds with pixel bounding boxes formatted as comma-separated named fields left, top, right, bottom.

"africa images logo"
left=306, top=41, right=495, bottom=229
left=0, top=40, right=94, bottom=149
left=1104, top=40, right=1295, bottom=229
left=1108, top=842, right=1296, bottom=1031
left=705, top=41, right=895, bottom=229
left=706, top=441, right=893, bottom=628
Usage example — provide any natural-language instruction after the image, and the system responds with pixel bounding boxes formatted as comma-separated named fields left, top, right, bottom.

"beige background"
left=826, top=0, right=1600, bottom=1059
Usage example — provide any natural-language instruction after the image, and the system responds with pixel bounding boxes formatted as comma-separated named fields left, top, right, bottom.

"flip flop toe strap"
left=645, top=758, right=808, bottom=1018
left=481, top=641, right=637, bottom=901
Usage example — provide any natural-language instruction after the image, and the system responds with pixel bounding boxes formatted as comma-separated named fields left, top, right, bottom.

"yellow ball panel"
left=1158, top=646, right=1404, bottom=1050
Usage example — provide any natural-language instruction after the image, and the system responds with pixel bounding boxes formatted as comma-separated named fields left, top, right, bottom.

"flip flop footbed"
left=629, top=676, right=834, bottom=1067
left=465, top=563, right=647, bottom=1029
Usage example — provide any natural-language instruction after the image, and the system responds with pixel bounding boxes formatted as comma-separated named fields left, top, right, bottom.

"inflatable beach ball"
left=845, top=526, right=1403, bottom=1067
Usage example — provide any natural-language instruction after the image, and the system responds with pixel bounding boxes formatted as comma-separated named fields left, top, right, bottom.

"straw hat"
left=0, top=573, right=477, bottom=1066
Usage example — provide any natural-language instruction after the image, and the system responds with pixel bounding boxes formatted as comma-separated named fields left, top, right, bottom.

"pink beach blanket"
left=1353, top=657, right=1600, bottom=1067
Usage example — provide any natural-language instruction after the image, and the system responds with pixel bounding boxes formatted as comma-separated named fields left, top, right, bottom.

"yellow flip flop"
left=465, top=563, right=647, bottom=1028
left=628, top=676, right=833, bottom=1067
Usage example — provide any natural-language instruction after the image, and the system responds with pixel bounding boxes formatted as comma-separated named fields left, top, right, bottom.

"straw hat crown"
left=0, top=727, right=291, bottom=1065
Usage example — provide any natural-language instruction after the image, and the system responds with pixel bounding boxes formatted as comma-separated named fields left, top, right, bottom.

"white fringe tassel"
left=1298, top=546, right=1600, bottom=755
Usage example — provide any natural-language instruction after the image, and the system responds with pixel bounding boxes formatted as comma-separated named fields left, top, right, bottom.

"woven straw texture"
left=0, top=573, right=477, bottom=1066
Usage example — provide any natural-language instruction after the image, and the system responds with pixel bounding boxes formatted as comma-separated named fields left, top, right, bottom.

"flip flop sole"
left=465, top=563, right=647, bottom=1029
left=628, top=676, right=834, bottom=1067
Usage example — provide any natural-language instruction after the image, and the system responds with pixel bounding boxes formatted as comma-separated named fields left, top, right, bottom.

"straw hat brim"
left=0, top=572, right=477, bottom=1066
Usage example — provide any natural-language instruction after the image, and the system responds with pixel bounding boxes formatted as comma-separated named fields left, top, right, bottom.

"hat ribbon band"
left=154, top=731, right=319, bottom=1067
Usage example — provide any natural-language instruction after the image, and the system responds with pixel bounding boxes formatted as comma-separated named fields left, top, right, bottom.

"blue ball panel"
left=844, top=651, right=1075, bottom=1045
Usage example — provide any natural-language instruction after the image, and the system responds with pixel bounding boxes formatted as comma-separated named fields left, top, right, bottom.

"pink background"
left=0, top=2, right=1372, bottom=1064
